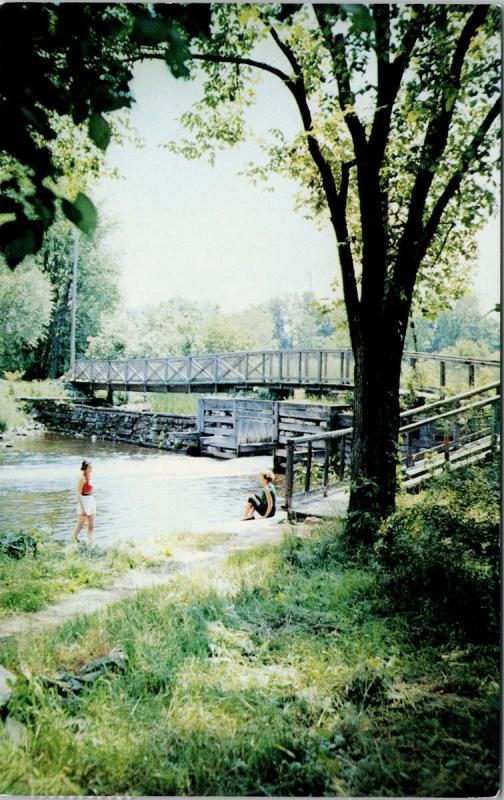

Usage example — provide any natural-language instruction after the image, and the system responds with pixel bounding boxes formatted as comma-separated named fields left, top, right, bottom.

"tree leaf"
left=342, top=5, right=376, bottom=35
left=62, top=193, right=98, bottom=236
left=88, top=113, right=111, bottom=151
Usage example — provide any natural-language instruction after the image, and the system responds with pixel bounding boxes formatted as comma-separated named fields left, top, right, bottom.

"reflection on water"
left=0, top=432, right=277, bottom=545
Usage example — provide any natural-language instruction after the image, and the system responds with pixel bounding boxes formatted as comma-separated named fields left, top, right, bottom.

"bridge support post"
left=106, top=386, right=114, bottom=406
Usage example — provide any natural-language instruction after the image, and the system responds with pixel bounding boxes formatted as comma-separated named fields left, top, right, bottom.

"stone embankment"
left=23, top=399, right=199, bottom=452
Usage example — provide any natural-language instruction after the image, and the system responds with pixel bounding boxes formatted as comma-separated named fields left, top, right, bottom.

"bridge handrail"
left=284, top=387, right=500, bottom=509
left=74, top=348, right=500, bottom=370
left=398, top=394, right=500, bottom=435
left=403, top=349, right=500, bottom=367
left=399, top=381, right=500, bottom=419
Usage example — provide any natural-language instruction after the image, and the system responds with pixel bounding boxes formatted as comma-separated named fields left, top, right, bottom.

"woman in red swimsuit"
left=72, top=459, right=96, bottom=544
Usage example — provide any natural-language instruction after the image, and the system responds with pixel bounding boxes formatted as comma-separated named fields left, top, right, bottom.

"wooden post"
left=323, top=438, right=330, bottom=495
left=440, top=361, right=446, bottom=387
left=318, top=351, right=323, bottom=384
left=339, top=435, right=346, bottom=480
left=340, top=351, right=345, bottom=382
left=304, top=441, right=312, bottom=494
left=233, top=399, right=238, bottom=453
left=279, top=351, right=283, bottom=382
left=324, top=351, right=328, bottom=383
left=262, top=352, right=266, bottom=383
left=196, top=398, right=204, bottom=433
left=443, top=432, right=450, bottom=461
left=285, top=439, right=295, bottom=511
left=298, top=351, right=303, bottom=383
left=406, top=432, right=413, bottom=467
left=453, top=422, right=459, bottom=450
left=272, top=401, right=279, bottom=444
left=491, top=402, right=500, bottom=452
left=245, top=353, right=249, bottom=382
left=468, top=363, right=475, bottom=386
left=345, top=351, right=351, bottom=381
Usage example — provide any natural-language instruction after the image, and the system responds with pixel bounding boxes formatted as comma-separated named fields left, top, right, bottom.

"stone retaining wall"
left=24, top=399, right=199, bottom=452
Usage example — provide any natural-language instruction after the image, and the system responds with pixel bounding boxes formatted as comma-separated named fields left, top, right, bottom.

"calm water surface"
left=0, top=432, right=276, bottom=545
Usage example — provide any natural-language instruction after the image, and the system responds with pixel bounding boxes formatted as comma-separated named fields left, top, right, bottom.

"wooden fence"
left=284, top=381, right=501, bottom=510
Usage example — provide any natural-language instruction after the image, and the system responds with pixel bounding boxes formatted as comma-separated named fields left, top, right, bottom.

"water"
left=0, top=432, right=276, bottom=545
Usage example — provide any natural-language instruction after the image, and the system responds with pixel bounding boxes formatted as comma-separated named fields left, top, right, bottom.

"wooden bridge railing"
left=72, top=349, right=499, bottom=391
left=284, top=382, right=500, bottom=510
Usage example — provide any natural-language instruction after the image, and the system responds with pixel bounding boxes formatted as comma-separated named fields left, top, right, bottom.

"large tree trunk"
left=346, top=330, right=403, bottom=545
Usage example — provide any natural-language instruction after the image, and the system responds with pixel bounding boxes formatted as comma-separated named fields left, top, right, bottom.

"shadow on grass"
left=0, top=520, right=499, bottom=797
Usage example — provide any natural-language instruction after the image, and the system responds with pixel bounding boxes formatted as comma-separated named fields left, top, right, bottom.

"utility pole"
left=69, top=228, right=79, bottom=377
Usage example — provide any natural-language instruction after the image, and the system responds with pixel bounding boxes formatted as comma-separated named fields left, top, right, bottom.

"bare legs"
left=72, top=514, right=95, bottom=544
left=243, top=501, right=255, bottom=520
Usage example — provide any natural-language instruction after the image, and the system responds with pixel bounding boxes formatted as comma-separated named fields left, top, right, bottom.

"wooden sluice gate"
left=196, top=397, right=352, bottom=464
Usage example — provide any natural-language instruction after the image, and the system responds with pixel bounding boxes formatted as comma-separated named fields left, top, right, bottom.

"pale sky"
left=92, top=56, right=500, bottom=314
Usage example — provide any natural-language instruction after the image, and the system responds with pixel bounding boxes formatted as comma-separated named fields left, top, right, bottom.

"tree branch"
left=188, top=51, right=293, bottom=86
left=418, top=96, right=500, bottom=263
left=396, top=6, right=489, bottom=265
left=312, top=6, right=367, bottom=159
left=369, top=5, right=425, bottom=164
left=261, top=25, right=361, bottom=332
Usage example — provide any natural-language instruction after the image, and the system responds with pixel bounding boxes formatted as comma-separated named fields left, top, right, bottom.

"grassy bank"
left=0, top=533, right=162, bottom=618
left=0, top=377, right=68, bottom=432
left=0, top=501, right=499, bottom=795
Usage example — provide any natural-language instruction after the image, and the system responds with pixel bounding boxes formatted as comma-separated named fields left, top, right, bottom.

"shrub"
left=375, top=460, right=500, bottom=642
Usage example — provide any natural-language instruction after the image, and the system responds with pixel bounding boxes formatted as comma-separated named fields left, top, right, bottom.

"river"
left=0, top=432, right=277, bottom=546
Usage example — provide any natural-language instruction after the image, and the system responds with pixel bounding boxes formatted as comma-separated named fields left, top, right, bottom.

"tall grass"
left=0, top=377, right=68, bottom=432
left=0, top=518, right=498, bottom=796
left=0, top=532, right=162, bottom=617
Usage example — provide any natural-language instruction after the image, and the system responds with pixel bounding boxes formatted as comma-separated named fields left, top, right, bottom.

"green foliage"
left=407, top=295, right=500, bottom=353
left=0, top=381, right=23, bottom=432
left=0, top=261, right=53, bottom=374
left=26, top=216, right=121, bottom=378
left=0, top=377, right=67, bottom=432
left=375, top=459, right=500, bottom=643
left=0, top=4, right=211, bottom=266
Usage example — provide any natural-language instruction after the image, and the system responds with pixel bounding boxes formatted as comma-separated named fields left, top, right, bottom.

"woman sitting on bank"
left=243, top=470, right=276, bottom=520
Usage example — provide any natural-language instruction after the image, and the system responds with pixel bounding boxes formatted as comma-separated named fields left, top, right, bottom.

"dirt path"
left=0, top=513, right=292, bottom=641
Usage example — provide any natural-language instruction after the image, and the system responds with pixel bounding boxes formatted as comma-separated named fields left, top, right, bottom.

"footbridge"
left=71, top=348, right=499, bottom=395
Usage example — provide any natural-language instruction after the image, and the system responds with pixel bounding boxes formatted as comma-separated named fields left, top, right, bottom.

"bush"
left=375, top=460, right=500, bottom=642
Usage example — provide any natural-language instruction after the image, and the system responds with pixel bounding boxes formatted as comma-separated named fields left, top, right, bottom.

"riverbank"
left=0, top=513, right=498, bottom=796
left=0, top=514, right=288, bottom=639
left=0, top=378, right=67, bottom=434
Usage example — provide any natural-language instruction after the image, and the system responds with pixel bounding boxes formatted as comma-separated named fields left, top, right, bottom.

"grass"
left=0, top=533, right=164, bottom=617
left=148, top=392, right=202, bottom=415
left=0, top=377, right=68, bottom=432
left=0, top=519, right=498, bottom=796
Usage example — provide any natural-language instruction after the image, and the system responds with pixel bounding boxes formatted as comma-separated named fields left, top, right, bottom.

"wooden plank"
left=279, top=421, right=328, bottom=434
left=202, top=425, right=234, bottom=435
left=280, top=402, right=330, bottom=414
left=200, top=436, right=236, bottom=447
